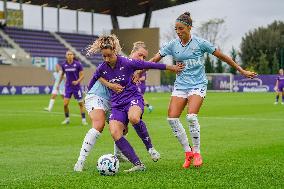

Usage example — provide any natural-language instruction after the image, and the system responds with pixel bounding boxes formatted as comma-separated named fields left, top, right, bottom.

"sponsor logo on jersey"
left=65, top=68, right=76, bottom=72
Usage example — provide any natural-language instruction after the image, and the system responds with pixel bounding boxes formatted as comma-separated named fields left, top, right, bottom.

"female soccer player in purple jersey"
left=74, top=42, right=162, bottom=172
left=112, top=41, right=160, bottom=162
left=130, top=41, right=154, bottom=113
left=58, top=50, right=87, bottom=126
left=149, top=12, right=257, bottom=168
left=87, top=34, right=183, bottom=172
left=274, top=68, right=284, bottom=104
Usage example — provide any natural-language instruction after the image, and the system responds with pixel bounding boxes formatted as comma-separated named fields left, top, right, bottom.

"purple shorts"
left=109, top=98, right=144, bottom=126
left=65, top=87, right=83, bottom=101
left=278, top=84, right=284, bottom=92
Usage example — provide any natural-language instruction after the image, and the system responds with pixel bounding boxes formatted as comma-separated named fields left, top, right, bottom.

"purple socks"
left=133, top=120, right=153, bottom=151
left=115, top=137, right=141, bottom=165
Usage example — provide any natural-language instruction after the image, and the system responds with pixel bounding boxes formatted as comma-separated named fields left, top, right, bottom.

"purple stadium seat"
left=57, top=32, right=103, bottom=66
left=3, top=27, right=90, bottom=67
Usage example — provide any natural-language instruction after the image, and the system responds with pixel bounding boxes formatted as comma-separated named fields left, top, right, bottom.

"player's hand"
left=274, top=86, right=278, bottom=92
left=241, top=70, right=257, bottom=79
left=109, top=83, right=125, bottom=94
left=72, top=80, right=79, bottom=85
left=167, top=63, right=185, bottom=73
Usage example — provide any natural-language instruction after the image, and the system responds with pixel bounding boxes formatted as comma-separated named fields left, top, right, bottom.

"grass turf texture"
left=0, top=93, right=283, bottom=188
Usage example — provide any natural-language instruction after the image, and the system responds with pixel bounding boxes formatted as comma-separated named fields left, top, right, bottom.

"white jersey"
left=53, top=71, right=65, bottom=90
left=85, top=80, right=111, bottom=114
left=159, top=35, right=216, bottom=90
left=86, top=80, right=110, bottom=101
left=51, top=71, right=65, bottom=95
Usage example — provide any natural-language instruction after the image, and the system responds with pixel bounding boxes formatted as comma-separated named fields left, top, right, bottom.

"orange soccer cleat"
left=182, top=151, right=194, bottom=168
left=193, top=153, right=203, bottom=167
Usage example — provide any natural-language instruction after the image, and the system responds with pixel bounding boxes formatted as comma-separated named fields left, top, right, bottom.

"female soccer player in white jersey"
left=149, top=12, right=257, bottom=168
left=44, top=63, right=65, bottom=112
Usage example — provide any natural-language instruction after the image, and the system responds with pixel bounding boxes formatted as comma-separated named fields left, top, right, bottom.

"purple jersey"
left=277, top=75, right=284, bottom=85
left=137, top=72, right=147, bottom=94
left=61, top=60, right=83, bottom=90
left=277, top=75, right=284, bottom=91
left=88, top=56, right=166, bottom=108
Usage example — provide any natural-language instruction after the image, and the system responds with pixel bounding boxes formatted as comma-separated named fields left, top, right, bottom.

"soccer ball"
left=97, top=154, right=119, bottom=176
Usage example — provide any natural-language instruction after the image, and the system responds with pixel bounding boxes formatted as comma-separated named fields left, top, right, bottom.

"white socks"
left=47, top=99, right=55, bottom=111
left=186, top=114, right=200, bottom=153
left=114, top=141, right=121, bottom=155
left=78, top=128, right=101, bottom=162
left=167, top=118, right=191, bottom=152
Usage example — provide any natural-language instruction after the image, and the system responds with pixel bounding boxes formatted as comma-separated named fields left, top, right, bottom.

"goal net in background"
left=206, top=73, right=233, bottom=92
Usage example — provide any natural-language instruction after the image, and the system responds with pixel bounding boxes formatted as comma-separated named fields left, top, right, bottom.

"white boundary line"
left=0, top=110, right=283, bottom=121
left=0, top=110, right=81, bottom=117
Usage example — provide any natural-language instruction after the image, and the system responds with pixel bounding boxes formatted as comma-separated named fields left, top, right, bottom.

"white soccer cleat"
left=274, top=102, right=278, bottom=105
left=44, top=107, right=50, bottom=112
left=148, top=147, right=160, bottom=162
left=74, top=160, right=84, bottom=172
left=148, top=105, right=153, bottom=113
left=124, top=163, right=146, bottom=173
left=61, top=119, right=70, bottom=125
left=282, top=102, right=284, bottom=105
left=82, top=120, right=88, bottom=126
left=116, top=152, right=129, bottom=162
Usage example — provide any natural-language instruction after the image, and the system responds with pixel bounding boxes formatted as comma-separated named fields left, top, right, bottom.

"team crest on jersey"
left=109, top=75, right=125, bottom=83
left=103, top=71, right=107, bottom=74
left=189, top=44, right=199, bottom=51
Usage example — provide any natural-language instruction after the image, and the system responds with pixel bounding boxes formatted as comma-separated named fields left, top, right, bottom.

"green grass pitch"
left=0, top=93, right=283, bottom=188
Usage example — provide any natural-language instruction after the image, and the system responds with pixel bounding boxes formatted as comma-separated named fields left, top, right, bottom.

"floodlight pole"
left=19, top=0, right=23, bottom=11
left=76, top=10, right=79, bottom=33
left=91, top=9, right=94, bottom=35
left=41, top=6, right=44, bottom=31
left=111, top=14, right=119, bottom=29
left=57, top=4, right=60, bottom=32
left=143, top=6, right=152, bottom=28
left=281, top=35, right=284, bottom=68
left=3, top=0, right=7, bottom=20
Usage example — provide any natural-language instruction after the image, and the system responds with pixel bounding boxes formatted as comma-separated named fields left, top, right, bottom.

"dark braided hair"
left=176, top=12, right=192, bottom=26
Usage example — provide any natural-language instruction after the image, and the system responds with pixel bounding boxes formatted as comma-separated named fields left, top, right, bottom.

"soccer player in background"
left=130, top=41, right=154, bottom=113
left=149, top=12, right=257, bottom=168
left=44, top=63, right=65, bottom=112
left=87, top=34, right=183, bottom=172
left=274, top=68, right=284, bottom=104
left=58, top=50, right=87, bottom=126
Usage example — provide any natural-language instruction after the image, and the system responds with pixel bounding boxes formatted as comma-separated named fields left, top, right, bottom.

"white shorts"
left=51, top=86, right=65, bottom=95
left=171, top=86, right=207, bottom=99
left=84, top=94, right=111, bottom=114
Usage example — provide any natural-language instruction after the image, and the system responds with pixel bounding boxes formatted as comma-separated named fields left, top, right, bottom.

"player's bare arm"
left=98, top=77, right=124, bottom=93
left=213, top=49, right=257, bottom=79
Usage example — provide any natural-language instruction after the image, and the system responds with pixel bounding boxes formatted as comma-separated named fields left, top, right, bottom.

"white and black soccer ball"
left=97, top=154, right=119, bottom=176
